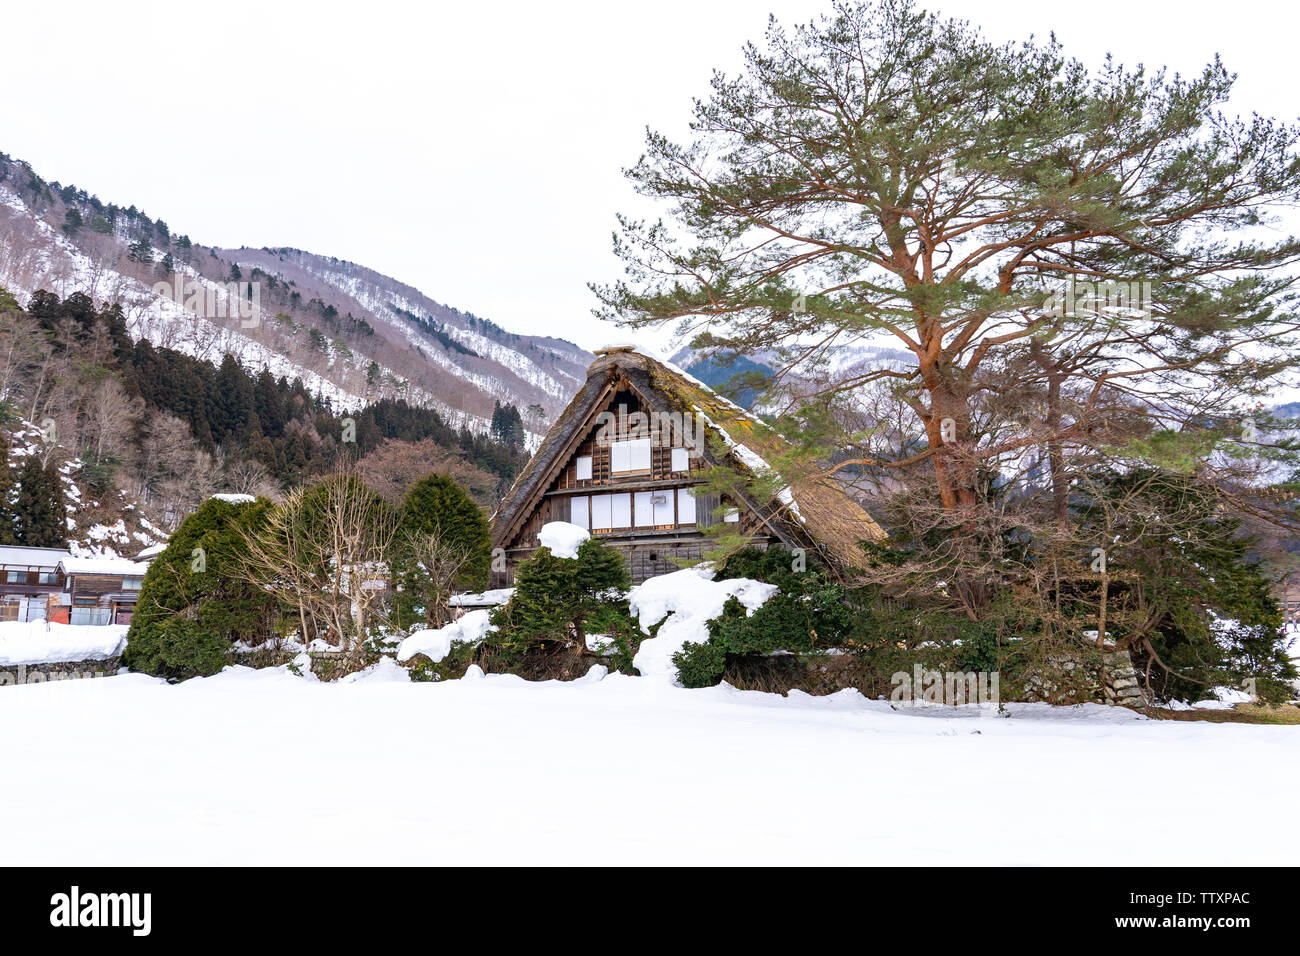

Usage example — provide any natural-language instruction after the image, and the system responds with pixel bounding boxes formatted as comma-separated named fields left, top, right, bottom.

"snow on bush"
left=537, top=521, right=590, bottom=559
left=628, top=565, right=777, bottom=684
left=0, top=621, right=128, bottom=666
left=337, top=656, right=412, bottom=684
left=449, top=588, right=514, bottom=607
left=396, top=609, right=495, bottom=664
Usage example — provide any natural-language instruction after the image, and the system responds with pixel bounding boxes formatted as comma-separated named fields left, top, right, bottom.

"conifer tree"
left=208, top=354, right=256, bottom=444
left=489, top=537, right=629, bottom=652
left=127, top=236, right=153, bottom=262
left=14, top=456, right=66, bottom=547
left=0, top=435, right=18, bottom=545
left=124, top=497, right=279, bottom=680
left=394, top=473, right=491, bottom=626
left=489, top=401, right=525, bottom=450
left=1075, top=470, right=1299, bottom=702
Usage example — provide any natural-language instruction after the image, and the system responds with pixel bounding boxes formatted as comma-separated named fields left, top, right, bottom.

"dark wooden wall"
left=69, top=574, right=139, bottom=603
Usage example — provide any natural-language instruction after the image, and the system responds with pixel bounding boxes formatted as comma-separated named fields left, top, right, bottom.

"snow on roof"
left=135, top=542, right=167, bottom=559
left=59, top=555, right=151, bottom=576
left=730, top=441, right=771, bottom=474
left=716, top=438, right=805, bottom=523
left=0, top=545, right=71, bottom=568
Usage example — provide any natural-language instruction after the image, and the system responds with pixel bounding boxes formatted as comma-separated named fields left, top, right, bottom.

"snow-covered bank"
left=2, top=666, right=1297, bottom=865
left=397, top=610, right=494, bottom=663
left=629, top=565, right=776, bottom=683
left=0, top=621, right=128, bottom=666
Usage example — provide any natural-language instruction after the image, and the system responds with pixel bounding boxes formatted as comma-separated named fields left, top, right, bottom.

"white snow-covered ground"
left=1, top=664, right=1296, bottom=865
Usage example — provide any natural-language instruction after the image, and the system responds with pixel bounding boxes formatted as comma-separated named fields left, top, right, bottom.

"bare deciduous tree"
left=239, top=468, right=398, bottom=658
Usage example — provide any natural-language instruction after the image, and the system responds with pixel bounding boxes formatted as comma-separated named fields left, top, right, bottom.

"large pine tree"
left=595, top=0, right=1300, bottom=619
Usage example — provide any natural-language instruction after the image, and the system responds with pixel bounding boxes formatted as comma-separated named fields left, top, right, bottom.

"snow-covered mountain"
left=0, top=151, right=592, bottom=437
left=225, top=247, right=590, bottom=420
left=670, top=340, right=914, bottom=409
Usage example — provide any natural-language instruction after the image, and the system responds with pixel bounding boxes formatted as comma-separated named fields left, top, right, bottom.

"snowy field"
left=2, top=662, right=1297, bottom=866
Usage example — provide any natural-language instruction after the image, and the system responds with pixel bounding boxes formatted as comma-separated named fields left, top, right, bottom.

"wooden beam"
left=542, top=477, right=704, bottom=497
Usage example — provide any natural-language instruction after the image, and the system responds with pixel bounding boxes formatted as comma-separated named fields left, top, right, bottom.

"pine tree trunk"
left=1031, top=343, right=1070, bottom=530
left=926, top=379, right=986, bottom=618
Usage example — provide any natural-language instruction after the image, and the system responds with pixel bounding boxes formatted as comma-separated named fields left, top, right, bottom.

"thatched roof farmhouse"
left=489, top=346, right=885, bottom=585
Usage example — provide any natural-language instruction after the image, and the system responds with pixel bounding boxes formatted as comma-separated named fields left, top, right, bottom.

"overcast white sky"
left=2, top=0, right=1293, bottom=351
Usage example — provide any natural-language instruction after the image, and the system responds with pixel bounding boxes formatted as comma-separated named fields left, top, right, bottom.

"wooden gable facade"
left=491, top=346, right=887, bottom=586
left=501, top=387, right=720, bottom=583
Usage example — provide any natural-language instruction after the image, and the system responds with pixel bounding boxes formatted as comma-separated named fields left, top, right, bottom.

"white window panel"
left=610, top=442, right=629, bottom=473
left=570, top=495, right=589, bottom=530
left=575, top=456, right=593, bottom=480
left=611, top=493, right=632, bottom=527
left=678, top=488, right=697, bottom=524
left=591, top=494, right=613, bottom=529
left=653, top=491, right=674, bottom=525
left=611, top=438, right=651, bottom=473
left=671, top=447, right=689, bottom=472
left=634, top=492, right=655, bottom=527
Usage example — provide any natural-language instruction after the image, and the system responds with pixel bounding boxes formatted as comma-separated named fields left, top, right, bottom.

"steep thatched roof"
left=491, top=346, right=886, bottom=569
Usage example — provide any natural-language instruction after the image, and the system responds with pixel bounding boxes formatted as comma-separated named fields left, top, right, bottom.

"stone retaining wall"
left=1023, top=648, right=1146, bottom=707
left=1103, top=650, right=1145, bottom=706
left=0, top=656, right=122, bottom=686
left=307, top=650, right=369, bottom=681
